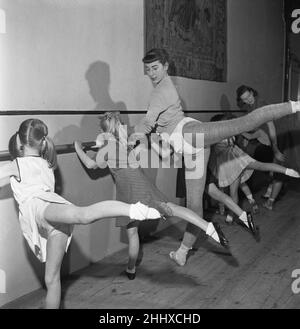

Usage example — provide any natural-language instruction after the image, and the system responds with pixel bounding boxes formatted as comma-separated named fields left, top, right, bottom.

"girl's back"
left=10, top=157, right=55, bottom=204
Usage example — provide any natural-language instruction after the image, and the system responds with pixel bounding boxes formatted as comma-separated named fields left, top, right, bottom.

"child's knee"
left=44, top=271, right=60, bottom=288
left=208, top=186, right=221, bottom=200
left=75, top=206, right=94, bottom=224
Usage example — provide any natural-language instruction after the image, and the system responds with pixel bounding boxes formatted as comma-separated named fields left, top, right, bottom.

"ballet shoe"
left=211, top=222, right=229, bottom=248
left=124, top=270, right=136, bottom=280
left=169, top=251, right=186, bottom=266
left=236, top=213, right=260, bottom=241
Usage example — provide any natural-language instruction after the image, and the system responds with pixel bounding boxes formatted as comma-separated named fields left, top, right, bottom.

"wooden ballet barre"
left=0, top=109, right=245, bottom=116
left=56, top=141, right=96, bottom=154
left=0, top=110, right=147, bottom=116
left=0, top=141, right=97, bottom=162
left=0, top=109, right=247, bottom=161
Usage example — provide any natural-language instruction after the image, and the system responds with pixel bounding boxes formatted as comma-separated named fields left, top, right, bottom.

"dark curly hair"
left=236, top=85, right=258, bottom=108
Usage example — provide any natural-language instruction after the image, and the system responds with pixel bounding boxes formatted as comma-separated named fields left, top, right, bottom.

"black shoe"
left=247, top=213, right=260, bottom=241
left=246, top=212, right=255, bottom=232
left=211, top=221, right=229, bottom=248
left=124, top=270, right=136, bottom=280
left=237, top=213, right=260, bottom=241
left=234, top=213, right=257, bottom=239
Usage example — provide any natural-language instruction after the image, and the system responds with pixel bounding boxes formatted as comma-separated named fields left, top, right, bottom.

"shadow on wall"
left=85, top=60, right=130, bottom=125
left=50, top=60, right=129, bottom=280
left=53, top=60, right=160, bottom=274
left=84, top=60, right=160, bottom=242
left=53, top=60, right=128, bottom=182
left=220, top=94, right=231, bottom=113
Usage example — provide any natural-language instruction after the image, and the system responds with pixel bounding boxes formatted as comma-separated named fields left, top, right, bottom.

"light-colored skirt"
left=19, top=192, right=73, bottom=263
left=210, top=143, right=255, bottom=187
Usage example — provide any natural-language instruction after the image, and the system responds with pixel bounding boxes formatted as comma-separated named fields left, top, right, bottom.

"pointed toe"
left=212, top=222, right=229, bottom=248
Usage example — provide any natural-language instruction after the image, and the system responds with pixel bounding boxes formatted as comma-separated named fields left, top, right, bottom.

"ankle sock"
left=285, top=168, right=300, bottom=178
left=290, top=101, right=300, bottom=113
left=126, top=267, right=136, bottom=274
left=175, top=243, right=191, bottom=264
left=206, top=222, right=220, bottom=243
left=129, top=202, right=161, bottom=220
left=177, top=243, right=191, bottom=255
left=239, top=211, right=248, bottom=227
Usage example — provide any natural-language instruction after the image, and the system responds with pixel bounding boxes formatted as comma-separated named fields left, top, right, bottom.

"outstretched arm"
left=74, top=141, right=99, bottom=169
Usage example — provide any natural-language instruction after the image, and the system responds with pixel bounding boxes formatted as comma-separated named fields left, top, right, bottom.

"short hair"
left=142, top=48, right=169, bottom=65
left=236, top=85, right=258, bottom=102
left=236, top=85, right=259, bottom=109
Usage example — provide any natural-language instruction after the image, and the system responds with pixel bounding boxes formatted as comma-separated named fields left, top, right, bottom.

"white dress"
left=10, top=156, right=73, bottom=262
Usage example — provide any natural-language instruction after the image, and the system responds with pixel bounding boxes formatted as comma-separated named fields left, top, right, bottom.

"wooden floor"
left=2, top=179, right=300, bottom=309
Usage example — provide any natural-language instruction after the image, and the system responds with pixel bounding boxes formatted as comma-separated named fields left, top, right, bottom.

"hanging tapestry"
left=145, top=0, right=227, bottom=81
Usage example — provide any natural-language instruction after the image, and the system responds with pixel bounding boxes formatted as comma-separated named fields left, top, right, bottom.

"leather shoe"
left=211, top=221, right=229, bottom=248
left=124, top=270, right=136, bottom=280
left=247, top=213, right=260, bottom=241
